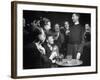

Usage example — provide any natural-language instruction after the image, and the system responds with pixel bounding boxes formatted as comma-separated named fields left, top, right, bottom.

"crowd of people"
left=23, top=13, right=91, bottom=69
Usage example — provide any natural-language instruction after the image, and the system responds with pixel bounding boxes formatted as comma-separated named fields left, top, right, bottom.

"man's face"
left=85, top=24, right=90, bottom=30
left=72, top=14, right=79, bottom=23
left=47, top=36, right=54, bottom=44
left=44, top=22, right=51, bottom=31
left=64, top=21, right=69, bottom=29
left=54, top=24, right=60, bottom=32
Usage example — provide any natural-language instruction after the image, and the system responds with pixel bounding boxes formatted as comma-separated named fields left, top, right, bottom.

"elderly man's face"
left=72, top=14, right=79, bottom=23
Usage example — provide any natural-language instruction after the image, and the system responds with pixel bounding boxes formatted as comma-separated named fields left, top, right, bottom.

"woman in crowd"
left=60, top=21, right=70, bottom=58
left=39, top=17, right=52, bottom=35
left=84, top=24, right=91, bottom=43
left=23, top=27, right=52, bottom=69
left=53, top=23, right=64, bottom=55
left=80, top=24, right=91, bottom=66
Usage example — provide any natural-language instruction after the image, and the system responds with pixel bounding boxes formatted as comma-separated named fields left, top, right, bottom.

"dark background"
left=23, top=10, right=91, bottom=28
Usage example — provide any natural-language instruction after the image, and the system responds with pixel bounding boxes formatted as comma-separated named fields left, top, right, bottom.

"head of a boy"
left=47, top=35, right=54, bottom=45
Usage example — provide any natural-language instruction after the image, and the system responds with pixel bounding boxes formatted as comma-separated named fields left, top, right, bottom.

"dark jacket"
left=23, top=43, right=52, bottom=69
left=54, top=32, right=64, bottom=49
left=43, top=44, right=52, bottom=58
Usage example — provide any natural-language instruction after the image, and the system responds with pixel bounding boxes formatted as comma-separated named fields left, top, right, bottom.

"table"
left=56, top=59, right=83, bottom=67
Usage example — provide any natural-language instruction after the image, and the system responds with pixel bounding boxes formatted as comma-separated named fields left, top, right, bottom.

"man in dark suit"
left=60, top=21, right=70, bottom=57
left=53, top=23, right=64, bottom=54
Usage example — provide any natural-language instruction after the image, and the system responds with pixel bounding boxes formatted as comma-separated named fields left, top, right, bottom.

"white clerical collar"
left=74, top=21, right=79, bottom=25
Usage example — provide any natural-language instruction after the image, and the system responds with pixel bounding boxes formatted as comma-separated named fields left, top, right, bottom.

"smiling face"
left=72, top=13, right=79, bottom=23
left=64, top=21, right=69, bottom=29
left=47, top=36, right=54, bottom=44
left=44, top=22, right=51, bottom=31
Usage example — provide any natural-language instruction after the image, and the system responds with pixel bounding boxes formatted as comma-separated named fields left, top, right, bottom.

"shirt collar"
left=74, top=21, right=79, bottom=25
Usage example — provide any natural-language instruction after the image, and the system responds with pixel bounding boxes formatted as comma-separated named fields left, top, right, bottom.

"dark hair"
left=32, top=28, right=42, bottom=42
left=73, top=13, right=80, bottom=18
left=54, top=23, right=60, bottom=27
left=40, top=17, right=50, bottom=28
left=46, top=33, right=54, bottom=39
left=64, top=21, right=69, bottom=23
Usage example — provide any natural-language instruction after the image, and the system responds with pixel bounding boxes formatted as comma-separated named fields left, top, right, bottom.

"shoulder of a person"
left=59, top=31, right=64, bottom=36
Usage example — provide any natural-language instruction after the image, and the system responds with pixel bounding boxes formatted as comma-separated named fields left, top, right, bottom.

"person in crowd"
left=23, top=18, right=40, bottom=45
left=61, top=21, right=70, bottom=35
left=31, top=19, right=40, bottom=29
left=23, top=18, right=37, bottom=68
left=84, top=24, right=91, bottom=43
left=66, top=13, right=84, bottom=60
left=39, top=17, right=53, bottom=35
left=60, top=21, right=70, bottom=58
left=43, top=34, right=59, bottom=63
left=23, top=27, right=52, bottom=69
left=28, top=17, right=52, bottom=44
left=30, top=17, right=52, bottom=36
left=80, top=24, right=91, bottom=66
left=38, top=17, right=55, bottom=48
left=53, top=23, right=64, bottom=54
left=23, top=18, right=31, bottom=45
